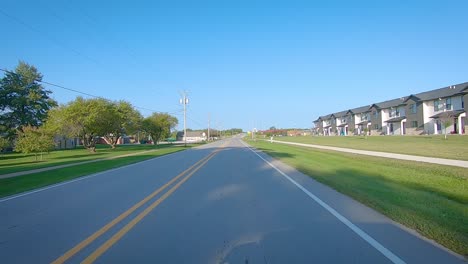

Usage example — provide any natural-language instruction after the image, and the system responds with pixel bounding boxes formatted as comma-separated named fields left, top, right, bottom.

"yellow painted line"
left=51, top=151, right=216, bottom=264
left=81, top=151, right=218, bottom=264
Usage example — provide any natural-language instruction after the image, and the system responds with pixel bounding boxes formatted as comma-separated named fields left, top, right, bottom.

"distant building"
left=176, top=131, right=207, bottom=142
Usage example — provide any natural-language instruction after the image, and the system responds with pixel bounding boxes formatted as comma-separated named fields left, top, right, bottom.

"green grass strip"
left=0, top=145, right=188, bottom=198
left=246, top=139, right=468, bottom=257
left=264, top=135, right=468, bottom=160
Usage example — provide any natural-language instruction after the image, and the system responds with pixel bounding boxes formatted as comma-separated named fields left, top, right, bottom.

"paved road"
left=0, top=137, right=464, bottom=263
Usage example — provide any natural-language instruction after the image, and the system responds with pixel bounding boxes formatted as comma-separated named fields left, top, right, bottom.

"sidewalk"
left=0, top=149, right=159, bottom=180
left=269, top=140, right=468, bottom=169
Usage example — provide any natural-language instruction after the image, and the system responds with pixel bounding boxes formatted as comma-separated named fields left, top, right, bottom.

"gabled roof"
left=371, top=97, right=406, bottom=110
left=332, top=110, right=349, bottom=118
left=405, top=82, right=468, bottom=102
left=347, top=105, right=371, bottom=115
left=321, top=113, right=335, bottom=120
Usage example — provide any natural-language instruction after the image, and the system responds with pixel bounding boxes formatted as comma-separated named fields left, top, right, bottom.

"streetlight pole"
left=180, top=91, right=189, bottom=147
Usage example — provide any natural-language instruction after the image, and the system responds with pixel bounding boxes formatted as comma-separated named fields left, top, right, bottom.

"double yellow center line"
left=52, top=142, right=228, bottom=264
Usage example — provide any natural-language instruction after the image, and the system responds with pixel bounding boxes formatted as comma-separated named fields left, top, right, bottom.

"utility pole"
left=180, top=91, right=189, bottom=147
left=207, top=113, right=210, bottom=141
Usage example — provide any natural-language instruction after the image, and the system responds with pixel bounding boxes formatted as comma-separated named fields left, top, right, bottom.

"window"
left=411, top=121, right=418, bottom=128
left=373, top=111, right=379, bottom=119
left=434, top=100, right=440, bottom=111
left=341, top=118, right=347, bottom=123
left=410, top=104, right=417, bottom=114
left=445, top=98, right=452, bottom=110
left=374, top=124, right=379, bottom=130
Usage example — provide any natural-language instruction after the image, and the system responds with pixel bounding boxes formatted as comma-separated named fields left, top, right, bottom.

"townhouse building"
left=333, top=110, right=350, bottom=136
left=313, top=82, right=468, bottom=136
left=346, top=106, right=371, bottom=135
left=369, top=98, right=407, bottom=135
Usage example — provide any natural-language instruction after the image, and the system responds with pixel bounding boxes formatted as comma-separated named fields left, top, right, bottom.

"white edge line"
left=240, top=140, right=406, bottom=264
left=0, top=147, right=191, bottom=203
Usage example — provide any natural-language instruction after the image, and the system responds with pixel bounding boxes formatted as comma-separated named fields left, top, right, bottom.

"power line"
left=0, top=9, right=101, bottom=65
left=0, top=68, right=180, bottom=115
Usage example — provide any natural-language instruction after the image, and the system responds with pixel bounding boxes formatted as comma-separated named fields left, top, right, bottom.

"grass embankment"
left=267, top=135, right=468, bottom=160
left=0, top=144, right=180, bottom=175
left=0, top=144, right=190, bottom=198
left=245, top=139, right=468, bottom=256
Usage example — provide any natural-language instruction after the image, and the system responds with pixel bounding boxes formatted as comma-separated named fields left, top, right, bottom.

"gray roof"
left=333, top=110, right=349, bottom=118
left=320, top=114, right=334, bottom=120
left=430, top=110, right=465, bottom=119
left=372, top=97, right=407, bottom=110
left=348, top=105, right=371, bottom=114
left=385, top=116, right=407, bottom=123
left=405, top=82, right=468, bottom=102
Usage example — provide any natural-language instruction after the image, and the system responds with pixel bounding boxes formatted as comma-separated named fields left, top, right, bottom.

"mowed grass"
left=268, top=135, right=468, bottom=160
left=0, top=144, right=179, bottom=175
left=245, top=139, right=468, bottom=256
left=0, top=145, right=189, bottom=198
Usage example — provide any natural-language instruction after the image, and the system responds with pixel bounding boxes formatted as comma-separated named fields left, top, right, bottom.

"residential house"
left=321, top=114, right=335, bottom=136
left=406, top=83, right=467, bottom=135
left=313, top=117, right=323, bottom=136
left=312, top=82, right=468, bottom=136
left=347, top=106, right=371, bottom=135
left=333, top=110, right=350, bottom=136
left=464, top=87, right=468, bottom=133
left=370, top=98, right=407, bottom=135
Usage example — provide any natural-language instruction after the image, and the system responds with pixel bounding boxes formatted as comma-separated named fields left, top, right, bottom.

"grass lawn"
left=0, top=144, right=183, bottom=175
left=265, top=135, right=468, bottom=160
left=245, top=139, right=468, bottom=256
left=0, top=144, right=190, bottom=198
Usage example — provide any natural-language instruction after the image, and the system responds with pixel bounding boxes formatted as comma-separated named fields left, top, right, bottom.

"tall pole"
left=208, top=113, right=210, bottom=141
left=180, top=91, right=189, bottom=147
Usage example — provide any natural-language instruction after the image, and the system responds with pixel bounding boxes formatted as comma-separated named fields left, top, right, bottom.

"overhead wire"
left=0, top=68, right=181, bottom=115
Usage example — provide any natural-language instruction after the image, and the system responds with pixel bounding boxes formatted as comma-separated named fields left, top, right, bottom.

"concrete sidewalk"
left=269, top=140, right=468, bottom=168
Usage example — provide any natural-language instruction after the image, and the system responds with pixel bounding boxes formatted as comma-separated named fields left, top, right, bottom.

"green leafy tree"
left=15, top=126, right=54, bottom=161
left=142, top=113, right=178, bottom=144
left=0, top=137, right=10, bottom=153
left=102, top=101, right=142, bottom=149
left=0, top=61, right=57, bottom=139
left=45, top=97, right=113, bottom=152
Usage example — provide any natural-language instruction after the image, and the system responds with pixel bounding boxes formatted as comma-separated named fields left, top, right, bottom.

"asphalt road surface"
left=0, top=137, right=464, bottom=264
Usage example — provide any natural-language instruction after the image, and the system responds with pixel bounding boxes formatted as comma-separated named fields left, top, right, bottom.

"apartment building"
left=313, top=82, right=468, bottom=136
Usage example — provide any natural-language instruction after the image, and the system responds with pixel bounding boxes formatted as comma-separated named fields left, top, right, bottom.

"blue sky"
left=1, top=1, right=467, bottom=131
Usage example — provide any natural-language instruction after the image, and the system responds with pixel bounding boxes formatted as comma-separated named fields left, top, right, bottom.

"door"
left=453, top=118, right=458, bottom=133
left=402, top=122, right=406, bottom=135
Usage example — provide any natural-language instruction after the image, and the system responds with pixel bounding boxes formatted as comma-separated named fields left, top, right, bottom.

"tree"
left=45, top=97, right=114, bottom=152
left=0, top=62, right=57, bottom=139
left=102, top=101, right=142, bottom=149
left=438, top=111, right=453, bottom=140
left=142, top=113, right=178, bottom=144
left=15, top=126, right=54, bottom=161
left=0, top=137, right=10, bottom=153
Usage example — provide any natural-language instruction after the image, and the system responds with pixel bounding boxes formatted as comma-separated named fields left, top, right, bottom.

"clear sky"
left=1, top=0, right=467, bottom=131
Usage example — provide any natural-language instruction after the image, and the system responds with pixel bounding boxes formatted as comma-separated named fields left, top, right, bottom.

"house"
left=404, top=83, right=467, bottom=135
left=321, top=114, right=335, bottom=136
left=333, top=110, right=350, bottom=136
left=312, top=82, right=467, bottom=136
left=370, top=98, right=407, bottom=135
left=313, top=118, right=323, bottom=135
left=176, top=131, right=207, bottom=142
left=347, top=106, right=371, bottom=135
